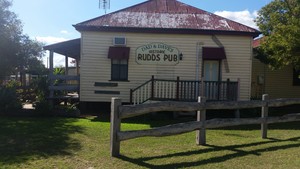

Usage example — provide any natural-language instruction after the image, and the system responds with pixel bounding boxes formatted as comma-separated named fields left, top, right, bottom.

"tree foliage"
left=0, top=0, right=22, bottom=79
left=255, top=0, right=300, bottom=69
left=16, top=35, right=46, bottom=75
left=0, top=0, right=45, bottom=81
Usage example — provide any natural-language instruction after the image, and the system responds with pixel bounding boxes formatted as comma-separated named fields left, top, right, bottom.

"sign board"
left=136, top=43, right=180, bottom=65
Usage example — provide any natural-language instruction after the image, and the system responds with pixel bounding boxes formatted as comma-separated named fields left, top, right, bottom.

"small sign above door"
left=136, top=43, right=180, bottom=65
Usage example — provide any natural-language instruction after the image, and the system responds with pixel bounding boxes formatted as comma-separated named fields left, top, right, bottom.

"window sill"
left=109, top=80, right=130, bottom=82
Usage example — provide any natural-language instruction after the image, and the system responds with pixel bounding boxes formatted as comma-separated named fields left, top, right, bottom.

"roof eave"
left=43, top=38, right=81, bottom=59
left=43, top=38, right=80, bottom=50
left=73, top=25, right=261, bottom=38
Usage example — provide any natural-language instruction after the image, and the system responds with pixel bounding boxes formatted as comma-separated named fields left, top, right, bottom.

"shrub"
left=0, top=81, right=22, bottom=113
left=34, top=100, right=53, bottom=116
left=31, top=76, right=50, bottom=102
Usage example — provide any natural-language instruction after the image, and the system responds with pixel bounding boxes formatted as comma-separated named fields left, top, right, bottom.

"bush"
left=52, top=103, right=81, bottom=117
left=0, top=81, right=22, bottom=113
left=31, top=76, right=49, bottom=102
left=34, top=100, right=53, bottom=116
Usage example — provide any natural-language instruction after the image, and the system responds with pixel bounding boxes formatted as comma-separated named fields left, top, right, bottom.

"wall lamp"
left=179, top=53, right=183, bottom=60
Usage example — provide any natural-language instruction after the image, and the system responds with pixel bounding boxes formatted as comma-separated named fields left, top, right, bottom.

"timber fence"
left=110, top=94, right=300, bottom=157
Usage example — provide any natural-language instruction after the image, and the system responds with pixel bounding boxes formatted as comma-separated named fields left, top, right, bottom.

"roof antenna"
left=99, top=0, right=110, bottom=14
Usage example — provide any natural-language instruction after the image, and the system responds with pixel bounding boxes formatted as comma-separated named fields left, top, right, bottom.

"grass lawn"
left=0, top=114, right=299, bottom=169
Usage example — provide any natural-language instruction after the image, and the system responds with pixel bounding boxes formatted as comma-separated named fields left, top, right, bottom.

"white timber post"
left=76, top=59, right=80, bottom=75
left=196, top=96, right=206, bottom=145
left=64, top=56, right=69, bottom=106
left=49, top=50, right=54, bottom=106
left=110, top=97, right=122, bottom=157
left=261, top=94, right=269, bottom=139
left=65, top=56, right=69, bottom=76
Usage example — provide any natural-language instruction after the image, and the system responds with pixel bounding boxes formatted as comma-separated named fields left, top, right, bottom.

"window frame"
left=111, top=59, right=129, bottom=81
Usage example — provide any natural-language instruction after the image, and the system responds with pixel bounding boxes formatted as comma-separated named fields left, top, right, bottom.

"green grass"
left=0, top=115, right=299, bottom=169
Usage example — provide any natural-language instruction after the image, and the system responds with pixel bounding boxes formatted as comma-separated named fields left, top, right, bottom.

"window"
left=293, top=69, right=300, bottom=86
left=113, top=37, right=126, bottom=46
left=111, top=59, right=128, bottom=81
left=108, top=46, right=130, bottom=81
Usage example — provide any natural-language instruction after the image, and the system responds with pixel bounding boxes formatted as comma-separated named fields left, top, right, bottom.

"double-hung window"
left=108, top=46, right=130, bottom=81
left=111, top=59, right=128, bottom=81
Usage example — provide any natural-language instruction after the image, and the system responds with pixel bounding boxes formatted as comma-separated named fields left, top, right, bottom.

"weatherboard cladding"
left=79, top=32, right=253, bottom=102
left=74, top=0, right=259, bottom=35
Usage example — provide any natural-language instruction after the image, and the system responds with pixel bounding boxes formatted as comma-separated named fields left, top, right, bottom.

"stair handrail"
left=130, top=77, right=153, bottom=104
left=131, top=79, right=152, bottom=93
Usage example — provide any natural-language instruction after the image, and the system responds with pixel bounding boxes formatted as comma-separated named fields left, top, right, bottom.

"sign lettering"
left=136, top=43, right=180, bottom=65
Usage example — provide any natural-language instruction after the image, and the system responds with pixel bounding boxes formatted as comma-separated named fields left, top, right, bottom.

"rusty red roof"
left=253, top=37, right=264, bottom=48
left=74, top=0, right=260, bottom=37
left=253, top=39, right=260, bottom=48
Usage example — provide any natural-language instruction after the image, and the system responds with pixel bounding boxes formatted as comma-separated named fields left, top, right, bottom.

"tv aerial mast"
left=99, top=0, right=110, bottom=14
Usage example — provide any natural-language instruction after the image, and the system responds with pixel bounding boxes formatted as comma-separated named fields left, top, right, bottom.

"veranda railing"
left=130, top=76, right=240, bottom=104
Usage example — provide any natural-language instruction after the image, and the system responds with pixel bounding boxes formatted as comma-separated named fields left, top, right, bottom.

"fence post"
left=111, top=97, right=122, bottom=157
left=196, top=96, right=206, bottom=145
left=261, top=94, right=269, bottom=139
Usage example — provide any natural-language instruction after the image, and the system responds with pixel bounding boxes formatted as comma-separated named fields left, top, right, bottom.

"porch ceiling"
left=44, top=38, right=81, bottom=60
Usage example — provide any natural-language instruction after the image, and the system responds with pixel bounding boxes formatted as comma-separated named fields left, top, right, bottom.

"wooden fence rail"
left=110, top=94, right=300, bottom=157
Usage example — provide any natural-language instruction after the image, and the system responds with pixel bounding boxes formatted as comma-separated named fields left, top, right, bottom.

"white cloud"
left=60, top=30, right=69, bottom=34
left=214, top=10, right=258, bottom=29
left=35, top=36, right=68, bottom=45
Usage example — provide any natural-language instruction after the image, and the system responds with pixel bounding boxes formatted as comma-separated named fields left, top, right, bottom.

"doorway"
left=203, top=60, right=220, bottom=99
left=203, top=60, right=220, bottom=81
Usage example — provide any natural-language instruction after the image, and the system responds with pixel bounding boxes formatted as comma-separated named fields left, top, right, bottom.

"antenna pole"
left=99, top=0, right=110, bottom=14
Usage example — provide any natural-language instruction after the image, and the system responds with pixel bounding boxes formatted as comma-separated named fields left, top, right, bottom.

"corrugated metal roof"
left=44, top=38, right=81, bottom=59
left=253, top=37, right=264, bottom=48
left=74, top=0, right=260, bottom=36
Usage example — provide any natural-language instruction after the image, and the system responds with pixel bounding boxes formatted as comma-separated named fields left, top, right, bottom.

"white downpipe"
left=196, top=42, right=204, bottom=97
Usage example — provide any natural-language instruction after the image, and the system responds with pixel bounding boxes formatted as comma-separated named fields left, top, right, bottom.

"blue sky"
left=11, top=0, right=272, bottom=66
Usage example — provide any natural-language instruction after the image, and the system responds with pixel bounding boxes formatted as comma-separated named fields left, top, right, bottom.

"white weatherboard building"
left=45, top=0, right=260, bottom=104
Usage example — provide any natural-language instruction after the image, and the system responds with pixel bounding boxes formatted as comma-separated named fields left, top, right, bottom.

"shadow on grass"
left=213, top=121, right=300, bottom=131
left=0, top=117, right=83, bottom=165
left=119, top=136, right=300, bottom=169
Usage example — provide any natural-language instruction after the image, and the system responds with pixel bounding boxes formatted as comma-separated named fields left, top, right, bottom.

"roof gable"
left=74, top=0, right=260, bottom=37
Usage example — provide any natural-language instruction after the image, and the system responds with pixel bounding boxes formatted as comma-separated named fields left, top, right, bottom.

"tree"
left=0, top=0, right=45, bottom=83
left=0, top=0, right=22, bottom=80
left=255, top=0, right=300, bottom=69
